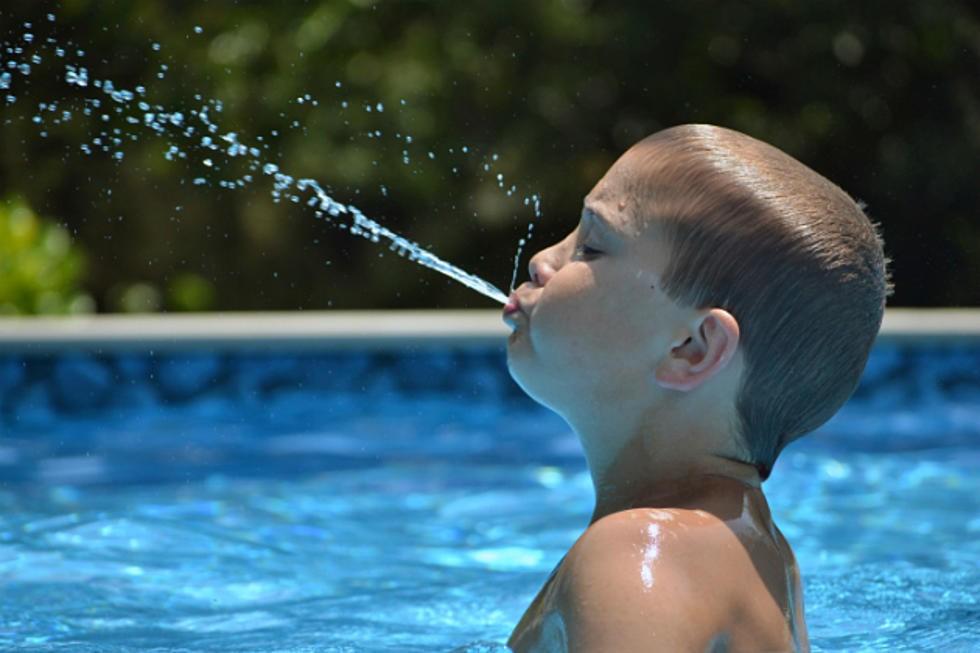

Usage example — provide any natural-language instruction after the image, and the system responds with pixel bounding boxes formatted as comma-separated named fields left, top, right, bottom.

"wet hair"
left=627, top=124, right=894, bottom=480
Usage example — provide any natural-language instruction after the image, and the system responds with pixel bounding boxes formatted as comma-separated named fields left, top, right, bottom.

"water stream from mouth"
left=1, top=13, right=541, bottom=306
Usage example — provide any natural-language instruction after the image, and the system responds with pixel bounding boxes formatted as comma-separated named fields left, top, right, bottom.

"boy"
left=501, top=124, right=893, bottom=652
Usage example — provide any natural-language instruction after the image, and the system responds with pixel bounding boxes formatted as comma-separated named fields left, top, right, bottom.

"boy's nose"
left=528, top=252, right=556, bottom=287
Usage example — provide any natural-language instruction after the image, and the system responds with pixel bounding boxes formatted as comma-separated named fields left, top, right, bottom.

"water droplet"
left=193, top=26, right=203, bottom=34
left=23, top=34, right=34, bottom=44
left=65, top=65, right=89, bottom=87
left=203, top=158, right=213, bottom=167
left=47, top=13, right=56, bottom=22
left=152, top=43, right=161, bottom=51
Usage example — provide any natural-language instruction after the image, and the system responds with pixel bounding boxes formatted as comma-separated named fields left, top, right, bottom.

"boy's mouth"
left=503, top=292, right=522, bottom=315
left=503, top=292, right=525, bottom=330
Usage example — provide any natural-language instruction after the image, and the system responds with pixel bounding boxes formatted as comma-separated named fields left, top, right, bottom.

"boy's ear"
left=654, top=309, right=740, bottom=392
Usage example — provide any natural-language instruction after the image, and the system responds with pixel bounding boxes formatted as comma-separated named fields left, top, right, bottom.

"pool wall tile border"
left=0, top=308, right=978, bottom=352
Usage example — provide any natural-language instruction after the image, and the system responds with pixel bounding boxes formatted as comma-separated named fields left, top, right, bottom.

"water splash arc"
left=307, top=182, right=509, bottom=305
left=1, top=16, right=518, bottom=306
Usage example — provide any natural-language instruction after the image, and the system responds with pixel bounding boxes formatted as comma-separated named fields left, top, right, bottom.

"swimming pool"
left=1, top=312, right=978, bottom=652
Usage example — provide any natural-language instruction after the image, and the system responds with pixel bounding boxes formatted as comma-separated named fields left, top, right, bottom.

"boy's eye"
left=575, top=244, right=602, bottom=259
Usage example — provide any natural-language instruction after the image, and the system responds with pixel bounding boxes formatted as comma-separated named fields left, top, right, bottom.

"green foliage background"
left=1, top=0, right=977, bottom=312
left=0, top=197, right=92, bottom=314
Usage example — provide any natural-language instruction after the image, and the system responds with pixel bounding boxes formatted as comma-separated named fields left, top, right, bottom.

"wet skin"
left=501, top=139, right=810, bottom=651
left=505, top=475, right=808, bottom=652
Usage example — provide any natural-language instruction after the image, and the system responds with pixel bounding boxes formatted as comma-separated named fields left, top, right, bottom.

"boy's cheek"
left=534, top=305, right=619, bottom=371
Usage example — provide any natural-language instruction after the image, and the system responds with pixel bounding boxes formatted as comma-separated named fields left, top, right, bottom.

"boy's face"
left=505, top=147, right=694, bottom=416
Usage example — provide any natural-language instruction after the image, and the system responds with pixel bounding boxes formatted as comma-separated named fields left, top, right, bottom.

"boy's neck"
left=586, top=437, right=762, bottom=526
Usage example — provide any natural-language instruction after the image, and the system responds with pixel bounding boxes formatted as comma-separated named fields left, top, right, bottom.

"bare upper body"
left=500, top=129, right=825, bottom=652
left=507, top=477, right=809, bottom=653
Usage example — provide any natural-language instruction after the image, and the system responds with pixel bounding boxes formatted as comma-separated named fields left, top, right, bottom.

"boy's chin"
left=505, top=355, right=530, bottom=392
left=505, top=357, right=566, bottom=413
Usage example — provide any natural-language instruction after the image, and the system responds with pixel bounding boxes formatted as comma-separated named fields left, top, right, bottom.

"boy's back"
left=507, top=476, right=809, bottom=652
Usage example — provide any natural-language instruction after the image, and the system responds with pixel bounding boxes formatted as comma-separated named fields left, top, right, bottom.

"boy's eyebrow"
left=581, top=205, right=619, bottom=236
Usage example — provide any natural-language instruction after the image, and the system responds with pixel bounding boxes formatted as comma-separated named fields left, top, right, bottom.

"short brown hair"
left=629, top=124, right=894, bottom=480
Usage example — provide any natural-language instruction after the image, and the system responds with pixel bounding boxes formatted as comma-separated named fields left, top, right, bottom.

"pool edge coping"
left=0, top=308, right=978, bottom=351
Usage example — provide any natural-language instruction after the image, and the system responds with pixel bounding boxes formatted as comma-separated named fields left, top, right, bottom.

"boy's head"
left=505, top=124, right=893, bottom=480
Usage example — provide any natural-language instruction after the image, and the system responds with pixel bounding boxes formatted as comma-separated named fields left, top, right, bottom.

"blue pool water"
left=0, top=340, right=978, bottom=652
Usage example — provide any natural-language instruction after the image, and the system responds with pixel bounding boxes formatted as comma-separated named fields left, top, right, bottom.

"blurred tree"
left=0, top=196, right=93, bottom=315
left=167, top=273, right=216, bottom=312
left=0, top=0, right=977, bottom=310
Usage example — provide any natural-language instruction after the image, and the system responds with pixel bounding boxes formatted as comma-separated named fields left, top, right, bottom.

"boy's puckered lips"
left=503, top=291, right=526, bottom=329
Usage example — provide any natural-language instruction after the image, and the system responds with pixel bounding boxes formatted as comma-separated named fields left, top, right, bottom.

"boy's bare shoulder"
left=557, top=507, right=731, bottom=621
left=553, top=507, right=796, bottom=652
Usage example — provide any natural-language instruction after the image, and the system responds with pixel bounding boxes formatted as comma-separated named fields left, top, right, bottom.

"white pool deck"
left=0, top=308, right=978, bottom=352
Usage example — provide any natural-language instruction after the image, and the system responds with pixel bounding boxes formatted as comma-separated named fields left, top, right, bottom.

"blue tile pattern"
left=0, top=341, right=977, bottom=486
